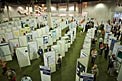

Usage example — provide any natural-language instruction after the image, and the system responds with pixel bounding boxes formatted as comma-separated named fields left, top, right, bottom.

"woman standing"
left=104, top=44, right=109, bottom=60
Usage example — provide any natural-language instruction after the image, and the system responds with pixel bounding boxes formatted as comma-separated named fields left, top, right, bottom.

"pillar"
left=66, top=0, right=69, bottom=11
left=78, top=3, right=82, bottom=13
left=6, top=4, right=10, bottom=20
left=56, top=3, right=59, bottom=11
left=74, top=2, right=77, bottom=16
left=0, top=13, right=3, bottom=23
left=31, top=0, right=34, bottom=13
left=46, top=0, right=52, bottom=28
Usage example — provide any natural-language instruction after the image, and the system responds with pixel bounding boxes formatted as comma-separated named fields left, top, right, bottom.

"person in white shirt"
left=99, top=37, right=103, bottom=48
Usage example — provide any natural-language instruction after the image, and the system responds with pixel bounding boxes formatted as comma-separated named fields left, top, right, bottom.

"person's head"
left=39, top=46, right=41, bottom=49
left=93, top=64, right=97, bottom=69
left=58, top=54, right=61, bottom=57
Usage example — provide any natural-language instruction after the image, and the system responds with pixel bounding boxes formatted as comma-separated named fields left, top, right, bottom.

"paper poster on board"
left=5, top=32, right=14, bottom=41
left=26, top=33, right=33, bottom=42
left=0, top=43, right=12, bottom=61
left=9, top=39, right=19, bottom=54
left=43, top=36, right=49, bottom=44
left=13, top=30, right=20, bottom=38
left=36, top=37, right=43, bottom=49
left=40, top=66, right=51, bottom=81
left=28, top=42, right=39, bottom=60
left=19, top=36, right=28, bottom=46
left=16, top=47, right=31, bottom=67
left=44, top=51, right=56, bottom=72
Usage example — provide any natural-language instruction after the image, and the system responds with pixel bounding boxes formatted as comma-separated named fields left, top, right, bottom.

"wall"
left=82, top=1, right=122, bottom=23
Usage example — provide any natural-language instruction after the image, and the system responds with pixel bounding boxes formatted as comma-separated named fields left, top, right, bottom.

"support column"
left=66, top=0, right=69, bottom=16
left=0, top=13, right=3, bottom=23
left=74, top=2, right=77, bottom=16
left=78, top=3, right=82, bottom=13
left=6, top=4, right=10, bottom=20
left=56, top=3, right=59, bottom=11
left=31, top=0, right=35, bottom=13
left=46, top=0, right=52, bottom=28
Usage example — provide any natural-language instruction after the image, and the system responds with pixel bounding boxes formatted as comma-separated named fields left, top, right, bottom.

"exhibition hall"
left=0, top=0, right=122, bottom=81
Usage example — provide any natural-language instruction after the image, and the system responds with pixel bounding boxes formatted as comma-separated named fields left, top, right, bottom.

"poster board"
left=36, top=37, right=43, bottom=49
left=0, top=34, right=6, bottom=43
left=26, top=33, right=33, bottom=42
left=0, top=43, right=12, bottom=61
left=16, top=47, right=31, bottom=67
left=40, top=66, right=51, bottom=81
left=51, top=45, right=60, bottom=64
left=37, top=29, right=43, bottom=37
left=19, top=36, right=28, bottom=46
left=32, top=31, right=38, bottom=40
left=5, top=32, right=14, bottom=41
left=51, top=29, right=57, bottom=42
left=44, top=51, right=56, bottom=73
left=9, top=39, right=19, bottom=54
left=76, top=58, right=91, bottom=81
left=28, top=42, right=39, bottom=60
left=57, top=40, right=65, bottom=57
left=43, top=35, right=49, bottom=49
left=13, top=30, right=20, bottom=38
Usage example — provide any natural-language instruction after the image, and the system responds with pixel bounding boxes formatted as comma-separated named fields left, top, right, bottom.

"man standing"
left=37, top=46, right=44, bottom=61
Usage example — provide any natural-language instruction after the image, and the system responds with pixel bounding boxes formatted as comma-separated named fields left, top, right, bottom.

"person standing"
left=6, top=68, right=16, bottom=81
left=91, top=64, right=99, bottom=81
left=98, top=37, right=103, bottom=48
left=0, top=60, right=7, bottom=75
left=91, top=48, right=97, bottom=65
left=57, top=54, right=62, bottom=69
left=104, top=44, right=109, bottom=60
left=99, top=42, right=104, bottom=55
left=37, top=46, right=44, bottom=61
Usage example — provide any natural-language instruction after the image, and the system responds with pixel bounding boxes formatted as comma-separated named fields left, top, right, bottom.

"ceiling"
left=1, top=0, right=100, bottom=5
left=0, top=0, right=117, bottom=7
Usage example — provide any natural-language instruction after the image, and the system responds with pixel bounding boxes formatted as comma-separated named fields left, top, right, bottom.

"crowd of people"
left=89, top=18, right=122, bottom=81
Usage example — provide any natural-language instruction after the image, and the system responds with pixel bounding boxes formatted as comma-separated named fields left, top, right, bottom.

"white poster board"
left=32, top=31, right=38, bottom=40
left=5, top=32, right=14, bottom=41
left=13, top=30, right=20, bottom=38
left=51, top=45, right=60, bottom=64
left=51, top=29, right=57, bottom=42
left=9, top=39, right=20, bottom=54
left=28, top=42, right=39, bottom=60
left=36, top=37, right=43, bottom=49
left=0, top=43, right=12, bottom=61
left=19, top=36, right=28, bottom=46
left=37, top=29, right=43, bottom=37
left=44, top=51, right=56, bottom=73
left=57, top=40, right=65, bottom=57
left=16, top=47, right=31, bottom=67
left=112, top=43, right=122, bottom=56
left=40, top=66, right=51, bottom=81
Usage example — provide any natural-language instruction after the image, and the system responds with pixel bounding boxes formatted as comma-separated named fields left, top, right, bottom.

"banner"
left=40, top=66, right=51, bottom=81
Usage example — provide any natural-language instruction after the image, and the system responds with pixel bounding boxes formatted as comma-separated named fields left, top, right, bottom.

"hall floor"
left=0, top=31, right=117, bottom=81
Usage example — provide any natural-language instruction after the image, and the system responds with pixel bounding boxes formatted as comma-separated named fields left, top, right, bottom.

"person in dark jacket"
left=104, top=44, right=109, bottom=60
left=37, top=46, right=44, bottom=61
